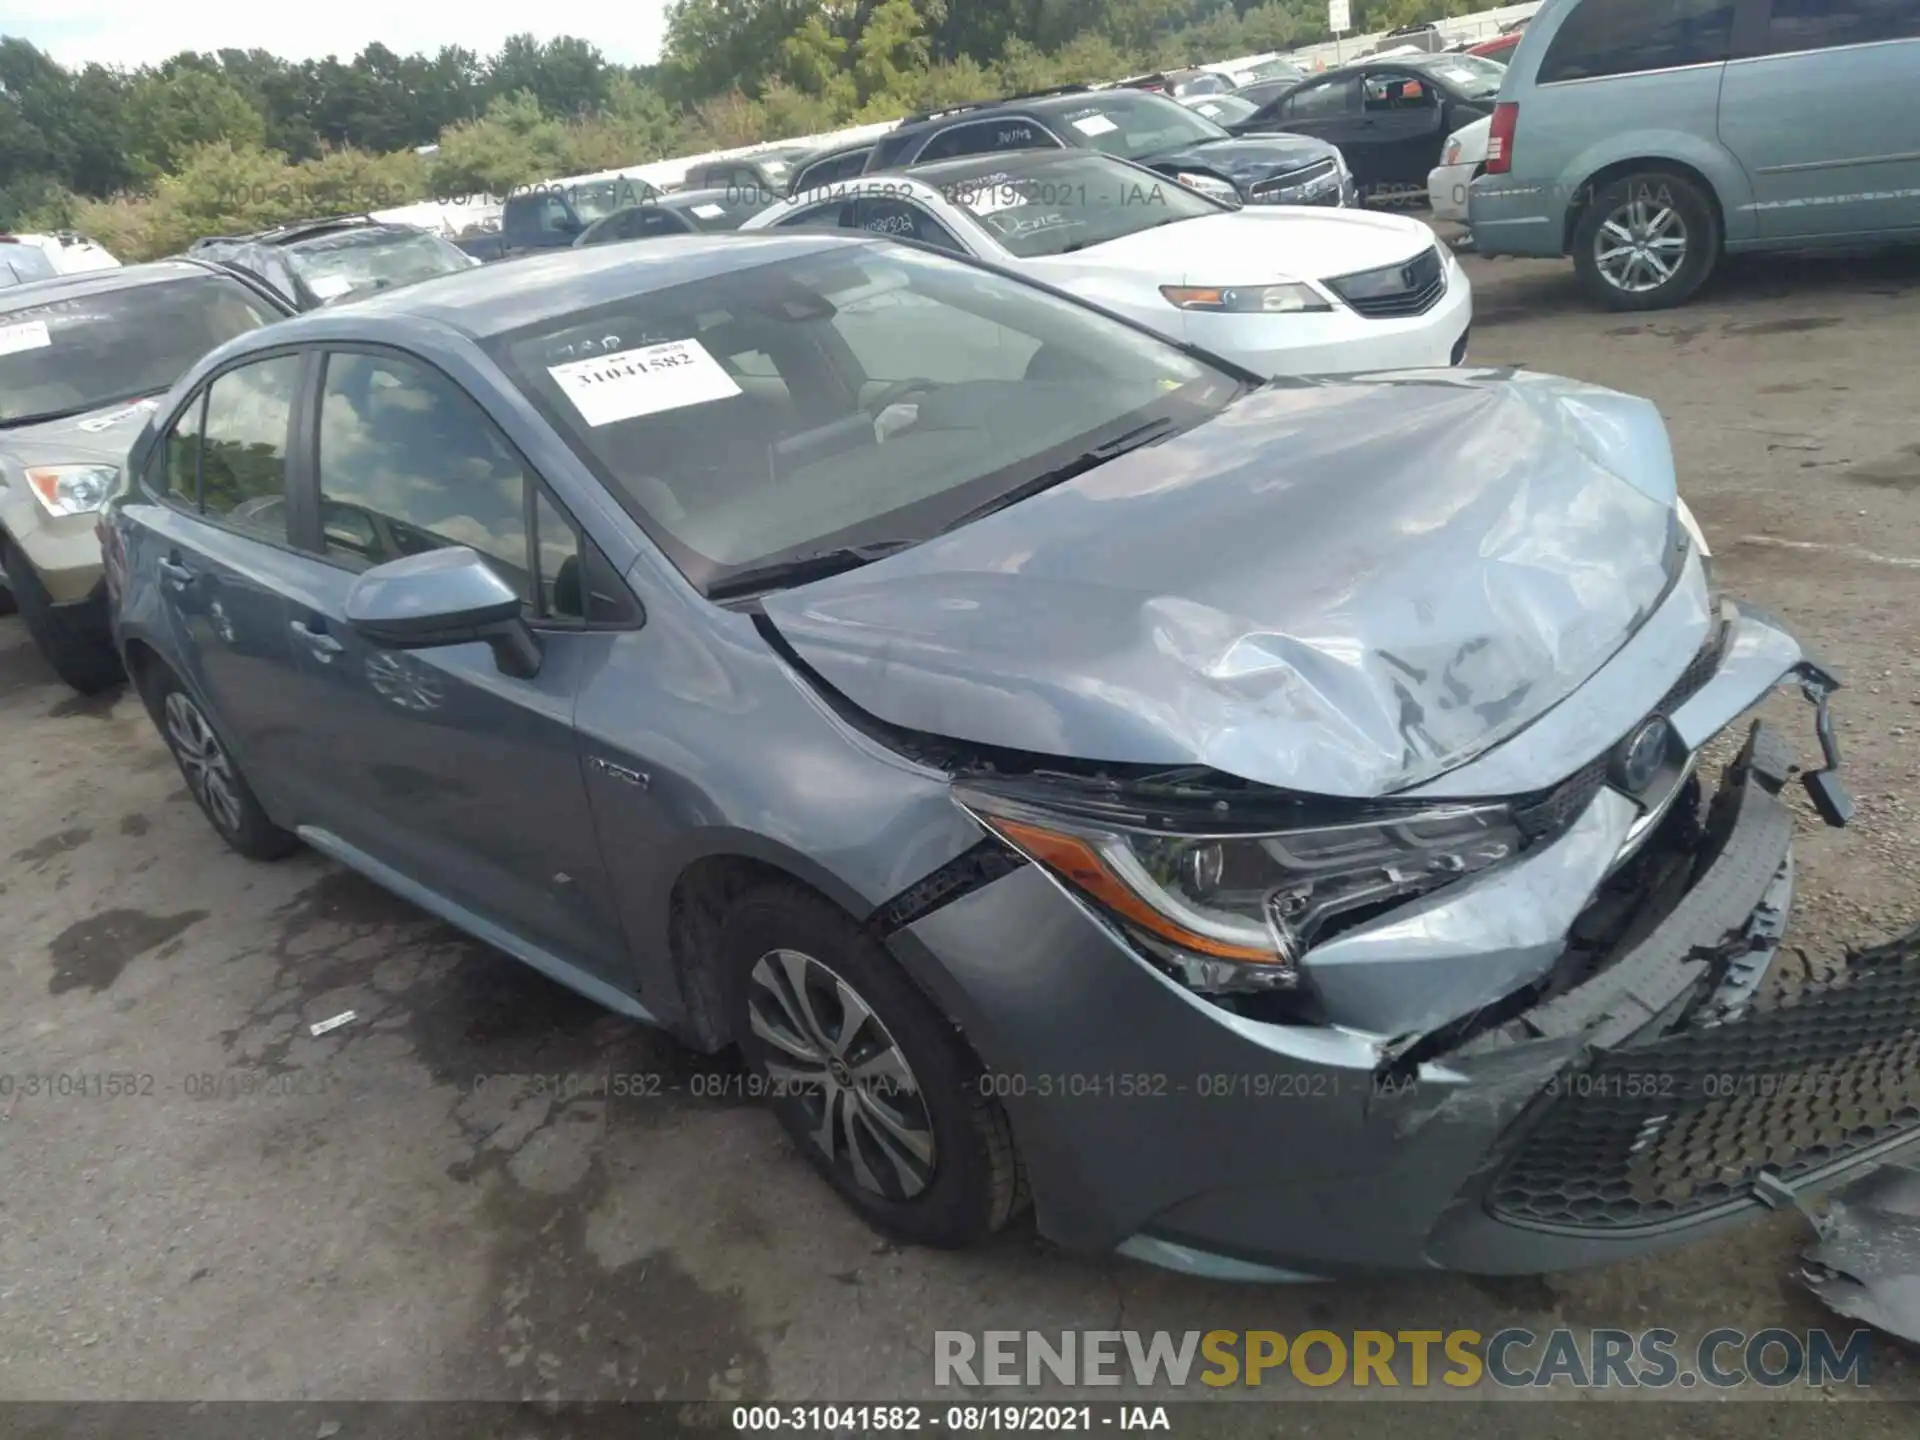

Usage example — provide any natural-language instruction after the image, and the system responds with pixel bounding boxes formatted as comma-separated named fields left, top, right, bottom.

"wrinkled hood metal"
left=0, top=395, right=162, bottom=471
left=761, top=369, right=1685, bottom=798
left=1140, top=133, right=1340, bottom=182
left=1025, top=208, right=1433, bottom=287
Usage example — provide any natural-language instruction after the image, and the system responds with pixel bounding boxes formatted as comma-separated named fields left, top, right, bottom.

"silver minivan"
left=1470, top=0, right=1920, bottom=308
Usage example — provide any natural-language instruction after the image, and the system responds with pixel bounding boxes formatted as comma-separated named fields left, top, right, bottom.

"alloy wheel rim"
left=163, top=691, right=244, bottom=835
left=1595, top=197, right=1688, bottom=293
left=747, top=948, right=936, bottom=1200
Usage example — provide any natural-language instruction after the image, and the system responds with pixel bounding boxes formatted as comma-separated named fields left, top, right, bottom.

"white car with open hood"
left=739, top=150, right=1472, bottom=378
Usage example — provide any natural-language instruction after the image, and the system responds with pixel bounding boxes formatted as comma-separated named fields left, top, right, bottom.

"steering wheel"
left=866, top=377, right=938, bottom=415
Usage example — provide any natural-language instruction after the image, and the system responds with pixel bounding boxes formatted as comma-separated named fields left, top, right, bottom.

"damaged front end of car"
left=761, top=368, right=1911, bottom=1275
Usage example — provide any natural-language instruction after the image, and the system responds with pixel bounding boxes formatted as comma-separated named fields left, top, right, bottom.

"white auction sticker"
left=0, top=319, right=52, bottom=357
left=308, top=274, right=355, bottom=299
left=690, top=202, right=726, bottom=219
left=548, top=337, right=742, bottom=427
left=1071, top=113, right=1119, bottom=137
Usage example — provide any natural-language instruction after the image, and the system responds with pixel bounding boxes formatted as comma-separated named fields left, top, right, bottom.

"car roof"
left=0, top=258, right=231, bottom=312
left=260, top=231, right=866, bottom=339
left=251, top=215, right=385, bottom=245
left=652, top=187, right=760, bottom=210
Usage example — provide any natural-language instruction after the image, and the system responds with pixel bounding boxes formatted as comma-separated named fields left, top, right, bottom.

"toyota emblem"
left=1611, top=716, right=1671, bottom=795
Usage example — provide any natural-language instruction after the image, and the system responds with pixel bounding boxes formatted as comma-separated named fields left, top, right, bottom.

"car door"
left=1354, top=69, right=1452, bottom=185
left=264, top=345, right=637, bottom=983
left=1259, top=75, right=1364, bottom=150
left=136, top=352, right=310, bottom=809
left=1720, top=0, right=1920, bottom=241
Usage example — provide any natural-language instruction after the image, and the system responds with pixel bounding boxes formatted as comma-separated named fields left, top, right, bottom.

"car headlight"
left=1442, top=139, right=1462, bottom=167
left=955, top=780, right=1522, bottom=994
left=1161, top=282, right=1332, bottom=314
left=1172, top=171, right=1243, bottom=206
left=24, top=463, right=118, bottom=517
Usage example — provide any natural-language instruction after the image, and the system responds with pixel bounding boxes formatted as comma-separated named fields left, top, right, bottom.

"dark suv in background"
left=860, top=86, right=1354, bottom=208
left=191, top=216, right=475, bottom=310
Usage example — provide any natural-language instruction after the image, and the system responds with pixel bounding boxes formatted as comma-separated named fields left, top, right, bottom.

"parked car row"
left=1, top=211, right=1876, bottom=1280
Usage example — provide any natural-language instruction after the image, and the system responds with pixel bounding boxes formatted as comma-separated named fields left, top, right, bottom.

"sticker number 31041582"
left=547, top=338, right=744, bottom=427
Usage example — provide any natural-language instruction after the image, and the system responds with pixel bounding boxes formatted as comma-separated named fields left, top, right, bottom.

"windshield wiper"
left=706, top=538, right=921, bottom=600
left=0, top=390, right=155, bottom=430
left=941, top=416, right=1180, bottom=531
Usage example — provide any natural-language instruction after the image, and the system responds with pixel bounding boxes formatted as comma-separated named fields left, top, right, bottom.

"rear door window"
left=197, top=354, right=302, bottom=540
left=918, top=118, right=1061, bottom=161
left=1755, top=0, right=1920, bottom=52
left=1538, top=0, right=1738, bottom=82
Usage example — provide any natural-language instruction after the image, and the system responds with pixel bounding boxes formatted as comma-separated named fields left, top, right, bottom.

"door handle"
left=290, top=618, right=345, bottom=660
left=157, top=556, right=195, bottom=586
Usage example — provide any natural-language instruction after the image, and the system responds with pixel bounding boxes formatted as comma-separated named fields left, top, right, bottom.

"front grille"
left=1655, top=618, right=1728, bottom=718
left=1250, top=158, right=1339, bottom=198
left=1513, top=757, right=1608, bottom=843
left=1489, top=936, right=1920, bottom=1231
left=1326, top=246, right=1446, bottom=318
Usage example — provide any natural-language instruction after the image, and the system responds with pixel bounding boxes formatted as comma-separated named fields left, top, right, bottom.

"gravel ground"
left=2, top=236, right=1919, bottom=1431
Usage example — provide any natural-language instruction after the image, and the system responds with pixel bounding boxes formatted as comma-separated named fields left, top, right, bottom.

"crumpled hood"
left=762, top=369, right=1688, bottom=798
left=0, top=395, right=162, bottom=471
left=1142, top=133, right=1339, bottom=182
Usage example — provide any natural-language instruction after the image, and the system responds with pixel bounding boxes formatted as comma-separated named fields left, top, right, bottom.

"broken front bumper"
left=892, top=629, right=1911, bottom=1277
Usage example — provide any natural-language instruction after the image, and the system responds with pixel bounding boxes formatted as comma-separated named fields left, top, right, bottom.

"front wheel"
left=1571, top=170, right=1720, bottom=311
left=723, top=882, right=1024, bottom=1248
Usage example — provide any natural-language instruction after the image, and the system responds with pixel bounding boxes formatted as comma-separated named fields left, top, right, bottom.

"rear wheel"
left=143, top=666, right=299, bottom=861
left=722, top=881, right=1023, bottom=1248
left=4, top=538, right=122, bottom=693
left=1572, top=170, right=1720, bottom=311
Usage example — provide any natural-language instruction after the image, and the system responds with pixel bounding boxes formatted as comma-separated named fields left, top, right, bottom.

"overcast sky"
left=0, top=3, right=672, bottom=70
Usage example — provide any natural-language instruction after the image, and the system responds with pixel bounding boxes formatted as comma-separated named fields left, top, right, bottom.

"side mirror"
left=343, top=547, right=543, bottom=679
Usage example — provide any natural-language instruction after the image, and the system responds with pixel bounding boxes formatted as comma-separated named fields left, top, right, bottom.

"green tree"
left=124, top=68, right=267, bottom=178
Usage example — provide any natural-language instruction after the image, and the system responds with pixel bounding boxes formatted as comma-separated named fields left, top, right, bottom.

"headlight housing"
left=1172, top=171, right=1243, bottom=207
left=24, top=463, right=118, bottom=517
left=955, top=779, right=1522, bottom=994
left=1161, top=282, right=1332, bottom=314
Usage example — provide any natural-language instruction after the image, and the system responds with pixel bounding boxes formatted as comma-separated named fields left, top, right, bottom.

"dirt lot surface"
left=3, top=238, right=1919, bottom=1432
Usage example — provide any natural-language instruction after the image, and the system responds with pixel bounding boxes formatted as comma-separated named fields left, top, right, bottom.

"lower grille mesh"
left=1489, top=935, right=1920, bottom=1231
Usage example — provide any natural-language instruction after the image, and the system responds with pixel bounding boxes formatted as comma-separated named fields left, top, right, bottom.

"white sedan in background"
left=1428, top=114, right=1492, bottom=226
left=740, top=151, right=1472, bottom=378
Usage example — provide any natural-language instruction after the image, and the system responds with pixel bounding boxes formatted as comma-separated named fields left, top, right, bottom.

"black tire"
left=3, top=538, right=124, bottom=693
left=0, top=582, right=16, bottom=617
left=722, top=881, right=1024, bottom=1248
left=141, top=664, right=300, bottom=861
left=1571, top=169, right=1720, bottom=312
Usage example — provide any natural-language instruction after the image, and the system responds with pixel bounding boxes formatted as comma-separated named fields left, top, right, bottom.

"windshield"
left=1187, top=95, right=1259, bottom=126
left=569, top=177, right=662, bottom=222
left=1246, top=59, right=1307, bottom=83
left=1426, top=55, right=1508, bottom=95
left=1042, top=90, right=1230, bottom=158
left=942, top=154, right=1225, bottom=260
left=0, top=243, right=58, bottom=288
left=0, top=274, right=280, bottom=426
left=288, top=227, right=473, bottom=303
left=490, top=243, right=1240, bottom=591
